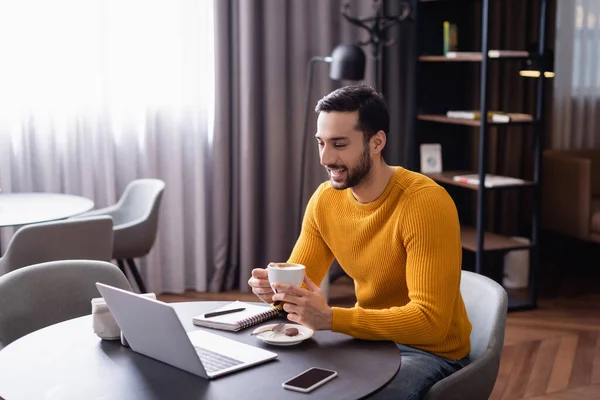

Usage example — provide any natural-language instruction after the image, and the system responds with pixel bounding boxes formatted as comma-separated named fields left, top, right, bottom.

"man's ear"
left=370, top=130, right=387, bottom=155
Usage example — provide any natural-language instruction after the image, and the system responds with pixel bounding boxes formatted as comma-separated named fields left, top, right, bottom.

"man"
left=248, top=84, right=471, bottom=399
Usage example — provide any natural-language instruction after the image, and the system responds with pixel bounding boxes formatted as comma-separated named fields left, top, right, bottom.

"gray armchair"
left=0, top=216, right=114, bottom=277
left=424, top=270, right=508, bottom=400
left=0, top=259, right=131, bottom=349
left=76, top=179, right=165, bottom=293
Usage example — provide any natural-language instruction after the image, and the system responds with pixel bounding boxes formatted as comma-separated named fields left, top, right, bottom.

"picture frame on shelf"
left=420, top=143, right=442, bottom=174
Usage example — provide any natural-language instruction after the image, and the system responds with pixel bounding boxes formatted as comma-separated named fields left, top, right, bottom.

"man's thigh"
left=367, top=344, right=469, bottom=400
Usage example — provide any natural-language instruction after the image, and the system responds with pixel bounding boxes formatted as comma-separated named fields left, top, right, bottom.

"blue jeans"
left=366, top=344, right=471, bottom=400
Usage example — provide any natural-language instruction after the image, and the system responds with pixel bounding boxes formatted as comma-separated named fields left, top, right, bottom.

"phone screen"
left=284, top=368, right=337, bottom=390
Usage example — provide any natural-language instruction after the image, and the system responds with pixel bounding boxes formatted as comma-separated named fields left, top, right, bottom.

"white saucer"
left=251, top=323, right=313, bottom=346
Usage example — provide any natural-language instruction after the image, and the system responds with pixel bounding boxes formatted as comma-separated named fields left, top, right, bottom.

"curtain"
left=552, top=0, right=600, bottom=149
left=382, top=0, right=416, bottom=168
left=0, top=0, right=215, bottom=294
left=210, top=0, right=380, bottom=292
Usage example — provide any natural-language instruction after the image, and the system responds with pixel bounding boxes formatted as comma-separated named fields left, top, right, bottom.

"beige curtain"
left=552, top=0, right=600, bottom=149
left=0, top=0, right=215, bottom=294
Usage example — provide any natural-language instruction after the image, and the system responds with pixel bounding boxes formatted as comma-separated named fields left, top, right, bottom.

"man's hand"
left=247, top=268, right=274, bottom=304
left=272, top=275, right=332, bottom=331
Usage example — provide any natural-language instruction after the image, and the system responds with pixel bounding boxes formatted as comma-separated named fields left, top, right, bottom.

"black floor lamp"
left=297, top=44, right=366, bottom=235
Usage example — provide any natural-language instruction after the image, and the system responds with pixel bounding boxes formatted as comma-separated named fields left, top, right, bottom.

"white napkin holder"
left=91, top=292, right=157, bottom=340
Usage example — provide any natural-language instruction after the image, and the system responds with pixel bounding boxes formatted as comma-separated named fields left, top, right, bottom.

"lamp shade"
left=329, top=44, right=366, bottom=81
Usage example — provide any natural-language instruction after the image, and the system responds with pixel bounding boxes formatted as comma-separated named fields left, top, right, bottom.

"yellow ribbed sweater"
left=288, top=167, right=472, bottom=360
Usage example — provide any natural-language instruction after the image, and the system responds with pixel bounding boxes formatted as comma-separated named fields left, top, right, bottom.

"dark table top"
left=0, top=301, right=401, bottom=400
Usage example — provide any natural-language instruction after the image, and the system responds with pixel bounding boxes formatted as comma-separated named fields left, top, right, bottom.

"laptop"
left=95, top=283, right=278, bottom=379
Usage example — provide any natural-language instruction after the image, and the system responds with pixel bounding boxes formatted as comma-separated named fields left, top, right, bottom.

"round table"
left=0, top=192, right=94, bottom=227
left=0, top=301, right=401, bottom=400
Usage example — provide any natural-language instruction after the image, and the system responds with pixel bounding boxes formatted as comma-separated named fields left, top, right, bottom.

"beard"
left=327, top=145, right=372, bottom=190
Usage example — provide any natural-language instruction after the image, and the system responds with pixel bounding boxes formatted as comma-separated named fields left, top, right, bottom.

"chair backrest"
left=424, top=270, right=508, bottom=400
left=0, top=260, right=131, bottom=348
left=461, top=270, right=508, bottom=360
left=111, top=179, right=165, bottom=259
left=113, top=179, right=165, bottom=226
left=0, top=216, right=114, bottom=276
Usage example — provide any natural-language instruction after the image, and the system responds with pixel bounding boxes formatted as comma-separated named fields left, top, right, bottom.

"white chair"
left=423, top=270, right=508, bottom=400
left=0, top=260, right=131, bottom=349
left=0, top=216, right=114, bottom=277
left=76, top=179, right=165, bottom=293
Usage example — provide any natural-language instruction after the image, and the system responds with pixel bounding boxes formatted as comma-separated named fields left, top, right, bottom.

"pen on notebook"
left=204, top=307, right=246, bottom=318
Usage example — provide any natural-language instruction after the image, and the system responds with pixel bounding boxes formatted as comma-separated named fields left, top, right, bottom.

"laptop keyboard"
left=194, top=346, right=244, bottom=373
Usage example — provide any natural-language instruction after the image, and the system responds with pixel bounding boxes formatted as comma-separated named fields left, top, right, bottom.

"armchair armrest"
left=75, top=204, right=120, bottom=220
left=542, top=151, right=591, bottom=241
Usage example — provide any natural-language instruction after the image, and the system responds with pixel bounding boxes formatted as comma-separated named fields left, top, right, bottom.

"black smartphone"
left=282, top=367, right=338, bottom=393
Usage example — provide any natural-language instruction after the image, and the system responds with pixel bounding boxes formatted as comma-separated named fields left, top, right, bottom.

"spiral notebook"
left=192, top=301, right=279, bottom=332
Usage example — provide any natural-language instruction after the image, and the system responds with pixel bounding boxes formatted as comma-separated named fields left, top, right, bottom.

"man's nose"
left=320, top=145, right=334, bottom=166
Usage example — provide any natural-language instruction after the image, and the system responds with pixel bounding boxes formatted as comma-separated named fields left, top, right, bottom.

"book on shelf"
left=445, top=51, right=480, bottom=58
left=445, top=110, right=533, bottom=123
left=192, top=301, right=279, bottom=332
left=446, top=110, right=505, bottom=120
left=452, top=174, right=526, bottom=187
left=488, top=50, right=529, bottom=58
left=443, top=21, right=458, bottom=55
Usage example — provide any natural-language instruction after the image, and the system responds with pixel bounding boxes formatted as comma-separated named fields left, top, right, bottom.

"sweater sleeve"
left=287, top=184, right=335, bottom=289
left=331, top=185, right=463, bottom=345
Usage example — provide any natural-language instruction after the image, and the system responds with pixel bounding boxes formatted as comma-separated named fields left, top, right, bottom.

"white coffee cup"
left=267, top=262, right=306, bottom=291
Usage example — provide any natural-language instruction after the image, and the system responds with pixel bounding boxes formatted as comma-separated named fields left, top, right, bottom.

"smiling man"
left=248, top=84, right=472, bottom=399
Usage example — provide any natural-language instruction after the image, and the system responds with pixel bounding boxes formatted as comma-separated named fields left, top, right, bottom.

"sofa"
left=542, top=148, right=600, bottom=243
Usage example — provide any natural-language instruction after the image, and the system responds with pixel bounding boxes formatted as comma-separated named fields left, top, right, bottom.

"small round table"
left=0, top=192, right=94, bottom=227
left=0, top=301, right=401, bottom=400
left=0, top=192, right=94, bottom=254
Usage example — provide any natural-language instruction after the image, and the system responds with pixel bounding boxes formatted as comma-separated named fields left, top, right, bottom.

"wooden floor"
left=157, top=239, right=600, bottom=399
left=493, top=294, right=600, bottom=400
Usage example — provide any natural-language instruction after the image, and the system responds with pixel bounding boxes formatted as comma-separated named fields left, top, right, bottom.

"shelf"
left=419, top=51, right=529, bottom=62
left=426, top=171, right=535, bottom=190
left=413, top=0, right=548, bottom=311
left=417, top=114, right=535, bottom=126
left=460, top=226, right=531, bottom=252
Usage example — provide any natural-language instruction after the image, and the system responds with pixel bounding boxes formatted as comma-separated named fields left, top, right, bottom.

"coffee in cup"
left=268, top=262, right=299, bottom=269
left=267, top=262, right=305, bottom=288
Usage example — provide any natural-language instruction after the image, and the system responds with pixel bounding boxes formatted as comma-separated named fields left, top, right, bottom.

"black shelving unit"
left=409, top=0, right=549, bottom=311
